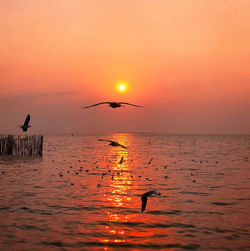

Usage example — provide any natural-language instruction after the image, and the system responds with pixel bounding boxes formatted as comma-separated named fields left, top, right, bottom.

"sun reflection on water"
left=98, top=134, right=172, bottom=246
left=100, top=134, right=136, bottom=244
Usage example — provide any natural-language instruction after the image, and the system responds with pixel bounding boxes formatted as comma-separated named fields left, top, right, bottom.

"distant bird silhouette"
left=18, top=114, right=31, bottom=132
left=82, top=102, right=142, bottom=109
left=119, top=156, right=124, bottom=164
left=148, top=158, right=154, bottom=164
left=98, top=139, right=127, bottom=149
left=141, top=190, right=161, bottom=213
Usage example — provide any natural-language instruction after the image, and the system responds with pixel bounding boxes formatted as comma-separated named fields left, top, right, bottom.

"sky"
left=0, top=0, right=250, bottom=134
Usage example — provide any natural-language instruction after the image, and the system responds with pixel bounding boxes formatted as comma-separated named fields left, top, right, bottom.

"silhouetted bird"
left=141, top=190, right=161, bottom=213
left=148, top=158, right=154, bottom=164
left=82, top=102, right=142, bottom=109
left=19, top=114, right=31, bottom=132
left=119, top=156, right=124, bottom=164
left=98, top=139, right=127, bottom=149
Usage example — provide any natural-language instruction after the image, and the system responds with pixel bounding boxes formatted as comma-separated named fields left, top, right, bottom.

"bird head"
left=153, top=190, right=161, bottom=196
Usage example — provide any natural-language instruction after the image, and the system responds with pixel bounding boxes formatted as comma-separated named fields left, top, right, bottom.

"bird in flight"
left=141, top=190, right=161, bottom=213
left=98, top=139, right=127, bottom=149
left=18, top=114, right=31, bottom=132
left=82, top=102, right=142, bottom=109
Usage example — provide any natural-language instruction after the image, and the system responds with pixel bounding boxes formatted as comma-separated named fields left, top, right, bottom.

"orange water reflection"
left=101, top=134, right=134, bottom=244
left=1, top=134, right=249, bottom=250
left=98, top=134, right=173, bottom=247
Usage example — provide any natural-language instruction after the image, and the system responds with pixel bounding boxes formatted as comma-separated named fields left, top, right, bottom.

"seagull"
left=141, top=190, right=161, bottom=213
left=18, top=114, right=31, bottom=132
left=82, top=102, right=142, bottom=109
left=119, top=156, right=124, bottom=164
left=148, top=158, right=154, bottom=165
left=98, top=139, right=127, bottom=149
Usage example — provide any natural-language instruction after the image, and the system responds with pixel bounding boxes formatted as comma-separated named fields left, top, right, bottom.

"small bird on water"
left=82, top=102, right=142, bottom=109
left=18, top=114, right=31, bottom=132
left=148, top=158, right=154, bottom=165
left=141, top=190, right=161, bottom=213
left=119, top=156, right=124, bottom=164
left=98, top=139, right=127, bottom=149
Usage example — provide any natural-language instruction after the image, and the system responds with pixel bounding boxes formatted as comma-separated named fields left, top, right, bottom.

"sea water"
left=0, top=134, right=250, bottom=250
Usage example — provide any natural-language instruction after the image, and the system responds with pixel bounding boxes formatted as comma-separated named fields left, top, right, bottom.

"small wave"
left=48, top=204, right=102, bottom=212
left=236, top=198, right=250, bottom=201
left=102, top=221, right=197, bottom=229
left=0, top=206, right=11, bottom=210
left=210, top=186, right=222, bottom=189
left=23, top=192, right=35, bottom=197
left=20, top=207, right=29, bottom=210
left=185, top=210, right=224, bottom=215
left=147, top=210, right=182, bottom=215
left=40, top=241, right=200, bottom=249
left=18, top=207, right=53, bottom=215
left=15, top=224, right=48, bottom=231
left=181, top=191, right=209, bottom=196
left=211, top=202, right=237, bottom=206
left=201, top=227, right=235, bottom=234
left=225, top=234, right=240, bottom=240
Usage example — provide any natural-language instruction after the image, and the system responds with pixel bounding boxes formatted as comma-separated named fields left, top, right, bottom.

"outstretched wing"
left=24, top=114, right=30, bottom=126
left=82, top=102, right=110, bottom=109
left=98, top=139, right=112, bottom=143
left=118, top=143, right=127, bottom=149
left=141, top=195, right=148, bottom=213
left=120, top=102, right=142, bottom=107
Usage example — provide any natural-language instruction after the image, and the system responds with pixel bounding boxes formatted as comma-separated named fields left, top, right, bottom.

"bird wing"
left=98, top=139, right=112, bottom=143
left=143, top=190, right=161, bottom=198
left=118, top=143, right=127, bottom=149
left=141, top=195, right=148, bottom=213
left=119, top=102, right=142, bottom=107
left=98, top=139, right=126, bottom=148
left=24, top=114, right=30, bottom=126
left=82, top=102, right=110, bottom=109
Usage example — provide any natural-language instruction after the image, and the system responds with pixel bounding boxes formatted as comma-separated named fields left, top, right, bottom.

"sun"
left=119, top=84, right=125, bottom=91
left=116, top=81, right=128, bottom=93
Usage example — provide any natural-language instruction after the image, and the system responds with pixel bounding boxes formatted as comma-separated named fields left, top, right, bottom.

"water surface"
left=0, top=134, right=250, bottom=250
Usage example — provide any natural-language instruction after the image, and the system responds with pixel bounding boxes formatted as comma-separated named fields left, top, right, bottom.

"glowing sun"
left=116, top=81, right=128, bottom=93
left=119, top=84, right=125, bottom=91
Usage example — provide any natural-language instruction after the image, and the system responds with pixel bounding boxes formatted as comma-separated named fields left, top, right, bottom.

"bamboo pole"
left=0, top=135, right=43, bottom=157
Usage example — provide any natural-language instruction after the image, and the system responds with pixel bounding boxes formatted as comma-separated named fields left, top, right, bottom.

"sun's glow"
left=119, top=84, right=125, bottom=91
left=116, top=81, right=128, bottom=93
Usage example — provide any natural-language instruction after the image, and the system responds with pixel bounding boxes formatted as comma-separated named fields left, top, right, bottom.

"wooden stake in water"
left=0, top=135, right=43, bottom=157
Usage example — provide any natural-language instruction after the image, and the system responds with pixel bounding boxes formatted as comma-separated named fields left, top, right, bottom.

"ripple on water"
left=39, top=240, right=201, bottom=249
left=0, top=134, right=249, bottom=250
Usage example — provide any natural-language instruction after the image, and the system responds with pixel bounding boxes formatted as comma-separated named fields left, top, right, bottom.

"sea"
left=0, top=133, right=250, bottom=250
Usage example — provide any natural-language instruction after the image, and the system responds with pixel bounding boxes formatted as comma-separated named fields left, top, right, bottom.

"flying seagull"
left=141, top=190, right=161, bottom=213
left=18, top=114, right=31, bottom=132
left=98, top=139, right=127, bottom=149
left=82, top=102, right=142, bottom=109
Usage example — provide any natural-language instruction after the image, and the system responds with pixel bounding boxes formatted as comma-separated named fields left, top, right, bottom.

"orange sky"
left=0, top=0, right=250, bottom=134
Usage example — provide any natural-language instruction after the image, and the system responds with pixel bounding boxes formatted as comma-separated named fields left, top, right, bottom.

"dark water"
left=0, top=134, right=250, bottom=250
